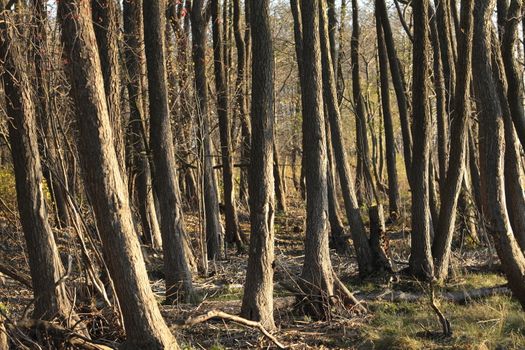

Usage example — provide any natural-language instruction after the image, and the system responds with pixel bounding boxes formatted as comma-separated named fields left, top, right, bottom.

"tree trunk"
left=408, top=0, right=434, bottom=280
left=351, top=0, right=374, bottom=205
left=472, top=0, right=525, bottom=310
left=58, top=2, right=179, bottom=347
left=190, top=2, right=224, bottom=260
left=432, top=0, right=474, bottom=281
left=240, top=0, right=276, bottom=329
left=376, top=1, right=401, bottom=219
left=1, top=9, right=80, bottom=328
left=143, top=0, right=195, bottom=301
left=123, top=0, right=163, bottom=249
left=273, top=143, right=287, bottom=212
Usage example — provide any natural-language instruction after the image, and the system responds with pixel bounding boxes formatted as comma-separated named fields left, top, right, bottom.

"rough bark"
left=432, top=0, right=474, bottom=281
left=240, top=0, right=276, bottom=329
left=408, top=0, right=434, bottom=280
left=376, top=1, right=401, bottom=219
left=190, top=1, right=224, bottom=259
left=211, top=0, right=244, bottom=250
left=58, top=1, right=179, bottom=347
left=472, top=0, right=525, bottom=309
left=143, top=0, right=195, bottom=301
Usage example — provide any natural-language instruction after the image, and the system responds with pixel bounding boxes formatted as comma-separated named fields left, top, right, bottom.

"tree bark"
left=58, top=2, right=179, bottom=347
left=190, top=1, right=224, bottom=260
left=472, top=0, right=525, bottom=310
left=143, top=0, right=195, bottom=301
left=240, top=0, right=276, bottom=329
left=408, top=0, right=434, bottom=280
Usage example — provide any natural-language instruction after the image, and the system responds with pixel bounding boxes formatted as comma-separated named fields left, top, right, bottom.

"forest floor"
left=1, top=172, right=525, bottom=349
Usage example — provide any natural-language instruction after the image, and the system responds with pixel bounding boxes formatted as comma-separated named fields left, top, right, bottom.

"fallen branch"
left=174, top=310, right=287, bottom=349
left=5, top=318, right=116, bottom=350
left=0, top=263, right=32, bottom=289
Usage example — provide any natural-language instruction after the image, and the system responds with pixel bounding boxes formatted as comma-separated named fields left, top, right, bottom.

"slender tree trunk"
left=317, top=0, right=376, bottom=275
left=58, top=1, right=179, bottom=347
left=1, top=10, right=80, bottom=328
left=409, top=0, right=434, bottom=280
left=273, top=143, right=287, bottom=212
left=351, top=0, right=374, bottom=205
left=211, top=0, right=244, bottom=250
left=123, top=0, right=163, bottom=249
left=472, top=0, right=525, bottom=309
left=432, top=0, right=474, bottom=281
left=190, top=3, right=224, bottom=259
left=240, top=0, right=276, bottom=329
left=143, top=0, right=195, bottom=301
left=376, top=1, right=400, bottom=219
left=377, top=0, right=413, bottom=182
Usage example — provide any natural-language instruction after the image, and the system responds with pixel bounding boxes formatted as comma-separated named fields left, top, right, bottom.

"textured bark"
left=92, top=0, right=125, bottom=174
left=58, top=2, right=179, bottom=347
left=143, top=0, right=195, bottom=300
left=240, top=0, right=276, bottom=329
left=500, top=0, right=525, bottom=149
left=377, top=0, right=412, bottom=181
left=190, top=1, right=224, bottom=259
left=123, top=0, right=162, bottom=249
left=1, top=11, right=78, bottom=327
left=472, top=0, right=525, bottom=309
left=299, top=0, right=335, bottom=318
left=376, top=1, right=400, bottom=218
left=408, top=0, right=434, bottom=280
left=318, top=0, right=375, bottom=275
left=432, top=0, right=474, bottom=281
left=211, top=0, right=244, bottom=250
left=32, top=0, right=71, bottom=229
left=350, top=0, right=374, bottom=205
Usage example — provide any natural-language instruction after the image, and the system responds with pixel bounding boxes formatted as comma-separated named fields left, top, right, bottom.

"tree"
left=190, top=0, right=224, bottom=259
left=431, top=0, right=474, bottom=281
left=143, top=0, right=195, bottom=301
left=58, top=1, right=178, bottom=347
left=240, top=0, right=276, bottom=328
left=375, top=0, right=400, bottom=219
left=1, top=4, right=80, bottom=328
left=408, top=0, right=434, bottom=280
left=472, top=0, right=525, bottom=309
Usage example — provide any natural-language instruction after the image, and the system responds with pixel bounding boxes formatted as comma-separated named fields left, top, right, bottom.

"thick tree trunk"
left=143, top=0, right=195, bottom=301
left=432, top=0, right=474, bottom=281
left=58, top=2, right=179, bottom=347
left=211, top=0, right=244, bottom=250
left=92, top=0, right=125, bottom=174
left=408, top=0, right=434, bottom=280
left=190, top=2, right=224, bottom=260
left=376, top=2, right=400, bottom=219
left=240, top=0, right=276, bottom=329
left=1, top=11, right=79, bottom=328
left=123, top=0, right=162, bottom=249
left=472, top=0, right=525, bottom=309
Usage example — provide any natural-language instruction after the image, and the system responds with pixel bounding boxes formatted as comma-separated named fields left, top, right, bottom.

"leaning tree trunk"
left=240, top=0, right=276, bottom=329
left=190, top=1, right=224, bottom=259
left=143, top=0, right=195, bottom=301
left=58, top=1, right=179, bottom=347
left=431, top=0, right=474, bottom=281
left=472, top=0, right=525, bottom=309
left=211, top=0, right=244, bottom=250
left=350, top=0, right=374, bottom=205
left=1, top=9, right=80, bottom=329
left=375, top=1, right=401, bottom=219
left=318, top=0, right=376, bottom=275
left=408, top=0, right=434, bottom=280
